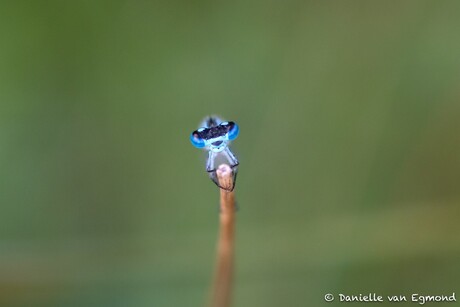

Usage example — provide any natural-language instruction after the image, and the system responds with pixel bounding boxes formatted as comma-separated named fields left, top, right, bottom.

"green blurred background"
left=1, top=1, right=460, bottom=306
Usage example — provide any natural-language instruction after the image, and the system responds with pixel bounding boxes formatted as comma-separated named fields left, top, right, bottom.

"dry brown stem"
left=209, top=164, right=236, bottom=307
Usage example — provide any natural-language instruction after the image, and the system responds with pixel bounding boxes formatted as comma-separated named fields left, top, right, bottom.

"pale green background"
left=1, top=1, right=459, bottom=306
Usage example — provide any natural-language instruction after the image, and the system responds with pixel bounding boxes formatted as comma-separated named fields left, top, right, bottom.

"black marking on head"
left=195, top=123, right=232, bottom=140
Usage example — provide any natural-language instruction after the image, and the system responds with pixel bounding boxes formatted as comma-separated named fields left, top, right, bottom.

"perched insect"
left=190, top=116, right=239, bottom=191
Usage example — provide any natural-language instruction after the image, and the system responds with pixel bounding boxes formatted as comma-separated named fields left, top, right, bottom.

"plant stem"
left=209, top=164, right=236, bottom=307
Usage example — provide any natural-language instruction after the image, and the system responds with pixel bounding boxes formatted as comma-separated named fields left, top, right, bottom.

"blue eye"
left=227, top=122, right=239, bottom=140
left=190, top=132, right=206, bottom=148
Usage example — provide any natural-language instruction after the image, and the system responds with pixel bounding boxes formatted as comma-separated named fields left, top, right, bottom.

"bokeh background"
left=1, top=1, right=460, bottom=306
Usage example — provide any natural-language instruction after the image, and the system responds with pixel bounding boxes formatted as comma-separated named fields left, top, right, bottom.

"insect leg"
left=206, top=150, right=216, bottom=172
left=223, top=147, right=239, bottom=168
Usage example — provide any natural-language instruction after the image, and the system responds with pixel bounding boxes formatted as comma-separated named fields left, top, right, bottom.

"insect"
left=190, top=116, right=239, bottom=191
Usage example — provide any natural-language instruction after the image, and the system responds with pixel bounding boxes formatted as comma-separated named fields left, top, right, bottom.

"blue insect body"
left=190, top=116, right=239, bottom=190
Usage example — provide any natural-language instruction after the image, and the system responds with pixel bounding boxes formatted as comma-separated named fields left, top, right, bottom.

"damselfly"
left=190, top=116, right=239, bottom=191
